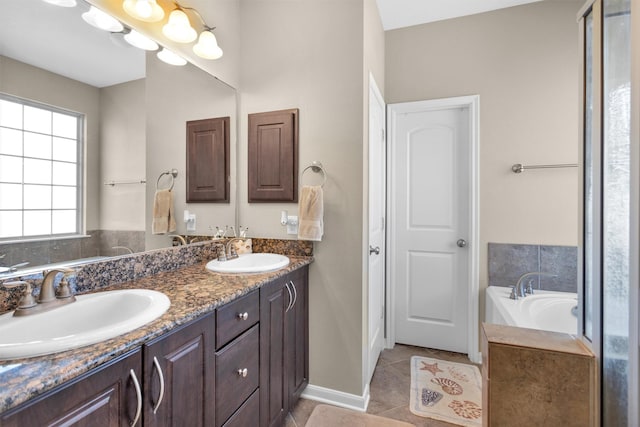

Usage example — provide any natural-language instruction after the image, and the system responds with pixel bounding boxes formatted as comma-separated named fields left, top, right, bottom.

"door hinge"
left=381, top=129, right=385, bottom=141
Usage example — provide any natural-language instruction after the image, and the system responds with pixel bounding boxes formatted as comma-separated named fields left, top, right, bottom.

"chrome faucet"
left=2, top=268, right=77, bottom=317
left=510, top=272, right=558, bottom=300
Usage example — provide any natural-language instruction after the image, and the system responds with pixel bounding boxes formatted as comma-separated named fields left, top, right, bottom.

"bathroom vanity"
left=0, top=257, right=310, bottom=427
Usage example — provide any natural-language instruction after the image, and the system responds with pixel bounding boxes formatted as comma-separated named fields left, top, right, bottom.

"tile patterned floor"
left=287, top=344, right=476, bottom=427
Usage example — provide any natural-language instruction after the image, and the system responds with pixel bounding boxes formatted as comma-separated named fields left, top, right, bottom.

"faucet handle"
left=509, top=286, right=518, bottom=300
left=2, top=281, right=37, bottom=309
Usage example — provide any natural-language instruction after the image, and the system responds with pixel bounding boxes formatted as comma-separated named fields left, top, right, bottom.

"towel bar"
left=511, top=163, right=578, bottom=173
left=301, top=161, right=327, bottom=188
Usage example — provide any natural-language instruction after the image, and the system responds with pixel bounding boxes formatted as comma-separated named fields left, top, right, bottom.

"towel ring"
left=301, top=161, right=327, bottom=188
left=156, top=169, right=178, bottom=191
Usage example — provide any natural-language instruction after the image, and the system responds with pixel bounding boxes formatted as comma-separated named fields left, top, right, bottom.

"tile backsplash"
left=0, top=238, right=313, bottom=314
left=488, top=242, right=577, bottom=293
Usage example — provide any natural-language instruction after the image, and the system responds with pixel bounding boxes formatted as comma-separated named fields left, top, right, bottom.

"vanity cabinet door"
left=286, top=265, right=309, bottom=408
left=0, top=349, right=142, bottom=427
left=259, top=276, right=290, bottom=427
left=143, top=313, right=215, bottom=427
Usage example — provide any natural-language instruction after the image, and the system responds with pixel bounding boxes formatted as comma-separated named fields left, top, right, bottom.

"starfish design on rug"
left=420, top=361, right=444, bottom=376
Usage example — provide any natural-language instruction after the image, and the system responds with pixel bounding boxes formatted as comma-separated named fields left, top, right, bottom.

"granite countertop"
left=0, top=256, right=312, bottom=414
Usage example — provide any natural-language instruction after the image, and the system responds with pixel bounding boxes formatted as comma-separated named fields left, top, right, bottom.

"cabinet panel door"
left=260, top=278, right=290, bottom=427
left=0, top=349, right=141, bottom=427
left=248, top=109, right=299, bottom=202
left=143, top=314, right=215, bottom=427
left=287, top=266, right=309, bottom=407
left=186, top=117, right=230, bottom=202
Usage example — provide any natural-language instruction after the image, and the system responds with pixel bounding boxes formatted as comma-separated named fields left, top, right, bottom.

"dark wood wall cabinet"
left=248, top=109, right=299, bottom=202
left=186, top=117, right=230, bottom=203
left=0, top=265, right=310, bottom=427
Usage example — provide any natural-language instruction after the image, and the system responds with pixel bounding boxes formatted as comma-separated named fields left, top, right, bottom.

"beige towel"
left=298, top=185, right=323, bottom=241
left=152, top=189, right=177, bottom=234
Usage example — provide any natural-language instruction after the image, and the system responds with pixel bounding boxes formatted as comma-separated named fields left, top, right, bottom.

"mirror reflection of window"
left=0, top=94, right=83, bottom=240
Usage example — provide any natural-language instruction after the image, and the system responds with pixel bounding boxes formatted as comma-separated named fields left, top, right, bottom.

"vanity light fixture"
left=124, top=29, right=159, bottom=51
left=122, top=0, right=165, bottom=22
left=82, top=6, right=124, bottom=32
left=157, top=48, right=187, bottom=66
left=193, top=29, right=223, bottom=60
left=162, top=8, right=197, bottom=43
left=42, top=0, right=77, bottom=7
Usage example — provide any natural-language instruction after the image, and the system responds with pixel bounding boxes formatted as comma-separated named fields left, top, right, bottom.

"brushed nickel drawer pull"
left=237, top=368, right=248, bottom=378
left=152, top=356, right=165, bottom=414
left=237, top=312, right=249, bottom=320
left=285, top=282, right=293, bottom=312
left=129, top=369, right=142, bottom=427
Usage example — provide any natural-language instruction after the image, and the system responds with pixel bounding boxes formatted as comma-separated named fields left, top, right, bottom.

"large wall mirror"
left=0, top=0, right=236, bottom=275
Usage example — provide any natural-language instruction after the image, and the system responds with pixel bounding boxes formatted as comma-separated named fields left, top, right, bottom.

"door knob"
left=369, top=246, right=380, bottom=255
left=457, top=239, right=467, bottom=248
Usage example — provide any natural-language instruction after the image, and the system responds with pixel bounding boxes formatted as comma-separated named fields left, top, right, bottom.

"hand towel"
left=298, top=185, right=323, bottom=241
left=152, top=189, right=177, bottom=234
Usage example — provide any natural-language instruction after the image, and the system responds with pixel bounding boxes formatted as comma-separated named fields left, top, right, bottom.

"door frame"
left=386, top=95, right=481, bottom=364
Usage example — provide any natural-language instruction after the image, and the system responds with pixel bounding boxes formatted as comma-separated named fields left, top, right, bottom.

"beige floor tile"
left=292, top=344, right=475, bottom=426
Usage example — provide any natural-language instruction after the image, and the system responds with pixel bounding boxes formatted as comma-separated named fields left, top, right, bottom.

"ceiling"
left=375, top=0, right=543, bottom=30
left=1, top=0, right=544, bottom=88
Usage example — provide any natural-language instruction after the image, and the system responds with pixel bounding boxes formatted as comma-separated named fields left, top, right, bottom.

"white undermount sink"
left=0, top=289, right=170, bottom=360
left=206, top=253, right=290, bottom=274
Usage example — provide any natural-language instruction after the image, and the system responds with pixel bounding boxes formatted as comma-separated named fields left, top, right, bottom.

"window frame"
left=0, top=92, right=85, bottom=242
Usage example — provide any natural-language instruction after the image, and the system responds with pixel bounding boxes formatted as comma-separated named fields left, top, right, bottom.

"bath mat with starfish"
left=410, top=356, right=482, bottom=426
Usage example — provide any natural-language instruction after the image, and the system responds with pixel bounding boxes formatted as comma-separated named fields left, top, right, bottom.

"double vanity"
left=0, top=243, right=311, bottom=427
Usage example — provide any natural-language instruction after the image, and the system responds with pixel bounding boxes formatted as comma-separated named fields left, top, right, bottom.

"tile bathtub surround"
left=0, top=238, right=314, bottom=314
left=488, top=242, right=577, bottom=293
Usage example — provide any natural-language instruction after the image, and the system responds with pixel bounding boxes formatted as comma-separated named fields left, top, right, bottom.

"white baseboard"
left=300, top=383, right=370, bottom=412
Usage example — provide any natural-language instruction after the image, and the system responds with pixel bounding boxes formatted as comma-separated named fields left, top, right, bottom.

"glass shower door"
left=601, top=0, right=631, bottom=424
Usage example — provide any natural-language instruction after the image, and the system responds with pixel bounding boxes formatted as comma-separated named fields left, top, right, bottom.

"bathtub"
left=485, top=286, right=578, bottom=335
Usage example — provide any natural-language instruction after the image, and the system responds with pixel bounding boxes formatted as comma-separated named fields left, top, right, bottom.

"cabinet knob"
left=237, top=312, right=249, bottom=321
left=237, top=368, right=248, bottom=378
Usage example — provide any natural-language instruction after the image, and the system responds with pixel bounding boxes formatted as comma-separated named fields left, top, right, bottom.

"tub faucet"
left=510, top=272, right=558, bottom=300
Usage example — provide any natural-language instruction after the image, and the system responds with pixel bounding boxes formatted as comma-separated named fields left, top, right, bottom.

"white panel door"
left=390, top=103, right=470, bottom=353
left=367, top=75, right=386, bottom=383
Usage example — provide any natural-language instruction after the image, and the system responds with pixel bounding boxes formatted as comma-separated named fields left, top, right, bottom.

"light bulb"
left=82, top=6, right=123, bottom=32
left=122, top=0, right=165, bottom=22
left=193, top=31, right=223, bottom=60
left=157, top=48, right=187, bottom=66
left=135, top=0, right=152, bottom=18
left=124, top=30, right=159, bottom=51
left=162, top=9, right=197, bottom=43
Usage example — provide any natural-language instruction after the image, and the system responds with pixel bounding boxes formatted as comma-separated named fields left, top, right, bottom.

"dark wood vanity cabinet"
left=0, top=349, right=142, bottom=427
left=286, top=267, right=309, bottom=408
left=0, top=264, right=310, bottom=427
left=143, top=313, right=215, bottom=426
left=260, top=266, right=310, bottom=427
left=0, top=314, right=215, bottom=427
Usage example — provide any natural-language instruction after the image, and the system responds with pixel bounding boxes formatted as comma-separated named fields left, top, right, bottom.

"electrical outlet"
left=286, top=215, right=298, bottom=235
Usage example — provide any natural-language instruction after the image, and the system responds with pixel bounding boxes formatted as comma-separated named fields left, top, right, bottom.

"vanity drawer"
left=216, top=290, right=259, bottom=349
left=222, top=389, right=260, bottom=427
left=215, top=324, right=260, bottom=426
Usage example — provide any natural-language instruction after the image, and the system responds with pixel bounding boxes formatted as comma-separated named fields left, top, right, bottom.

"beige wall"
left=385, top=0, right=581, bottom=297
left=0, top=55, right=101, bottom=230
left=100, top=79, right=146, bottom=231
left=239, top=0, right=374, bottom=396
left=145, top=54, right=237, bottom=250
